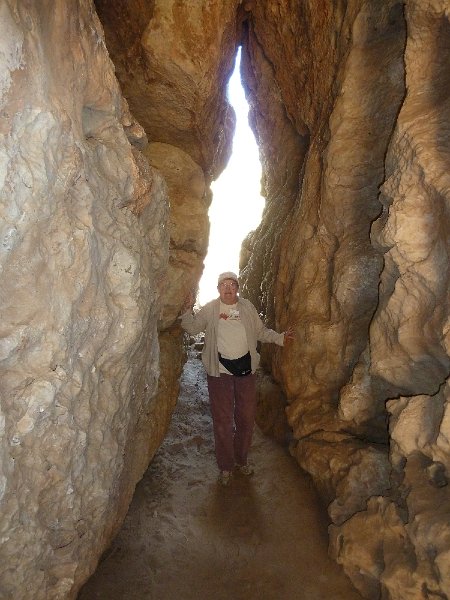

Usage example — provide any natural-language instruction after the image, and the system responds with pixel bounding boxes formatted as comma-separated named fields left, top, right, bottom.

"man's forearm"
left=180, top=310, right=204, bottom=335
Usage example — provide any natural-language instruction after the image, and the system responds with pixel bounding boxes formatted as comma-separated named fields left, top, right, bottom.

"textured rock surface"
left=255, top=372, right=292, bottom=445
left=143, top=142, right=210, bottom=330
left=238, top=1, right=450, bottom=598
left=332, top=3, right=450, bottom=596
left=94, top=0, right=240, bottom=179
left=2, top=0, right=450, bottom=598
left=0, top=1, right=170, bottom=598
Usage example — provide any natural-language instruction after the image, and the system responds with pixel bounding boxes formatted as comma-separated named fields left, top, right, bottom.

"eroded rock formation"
left=1, top=0, right=449, bottom=598
left=240, top=2, right=450, bottom=599
left=0, top=1, right=170, bottom=597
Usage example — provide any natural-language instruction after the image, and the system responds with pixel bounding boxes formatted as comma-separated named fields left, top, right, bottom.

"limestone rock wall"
left=239, top=9, right=309, bottom=327
left=93, top=3, right=242, bottom=541
left=94, top=0, right=240, bottom=180
left=2, top=0, right=450, bottom=598
left=0, top=1, right=171, bottom=598
left=240, top=1, right=450, bottom=598
left=330, top=3, right=450, bottom=598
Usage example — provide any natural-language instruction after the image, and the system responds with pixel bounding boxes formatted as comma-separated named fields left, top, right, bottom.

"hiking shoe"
left=236, top=464, right=254, bottom=476
left=218, top=470, right=233, bottom=486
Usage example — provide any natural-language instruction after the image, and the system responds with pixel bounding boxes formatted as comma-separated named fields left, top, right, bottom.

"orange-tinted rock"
left=94, top=0, right=240, bottom=179
left=2, top=0, right=450, bottom=598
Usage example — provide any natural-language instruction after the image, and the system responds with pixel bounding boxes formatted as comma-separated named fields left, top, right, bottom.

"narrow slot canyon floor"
left=79, top=351, right=362, bottom=600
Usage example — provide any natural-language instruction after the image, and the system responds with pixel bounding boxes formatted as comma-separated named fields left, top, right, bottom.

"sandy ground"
left=79, top=351, right=362, bottom=600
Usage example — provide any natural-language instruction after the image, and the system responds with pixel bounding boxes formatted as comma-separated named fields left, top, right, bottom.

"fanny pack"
left=218, top=351, right=252, bottom=377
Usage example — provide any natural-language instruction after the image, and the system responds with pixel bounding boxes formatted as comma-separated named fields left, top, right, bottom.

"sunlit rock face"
left=94, top=0, right=240, bottom=181
left=2, top=0, right=450, bottom=598
left=240, top=1, right=450, bottom=598
left=0, top=1, right=169, bottom=598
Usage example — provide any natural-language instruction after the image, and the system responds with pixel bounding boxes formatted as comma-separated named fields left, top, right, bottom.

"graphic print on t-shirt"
left=227, top=308, right=240, bottom=320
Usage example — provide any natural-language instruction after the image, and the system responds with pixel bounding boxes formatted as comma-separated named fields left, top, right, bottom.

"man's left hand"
left=284, top=326, right=295, bottom=341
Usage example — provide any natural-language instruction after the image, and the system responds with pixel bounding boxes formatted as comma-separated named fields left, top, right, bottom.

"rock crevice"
left=1, top=1, right=449, bottom=599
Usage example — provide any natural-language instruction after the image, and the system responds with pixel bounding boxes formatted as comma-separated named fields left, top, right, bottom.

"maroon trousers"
left=206, top=373, right=257, bottom=472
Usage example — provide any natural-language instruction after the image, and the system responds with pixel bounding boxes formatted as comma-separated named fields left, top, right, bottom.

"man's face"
left=218, top=279, right=239, bottom=305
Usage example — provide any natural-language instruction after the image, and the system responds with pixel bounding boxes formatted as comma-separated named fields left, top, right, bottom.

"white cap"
left=218, top=271, right=239, bottom=285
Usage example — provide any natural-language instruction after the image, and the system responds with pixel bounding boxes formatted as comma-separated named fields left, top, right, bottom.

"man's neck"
left=220, top=296, right=239, bottom=306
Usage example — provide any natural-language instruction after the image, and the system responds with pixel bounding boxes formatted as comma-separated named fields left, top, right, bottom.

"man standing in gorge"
left=181, top=272, right=294, bottom=486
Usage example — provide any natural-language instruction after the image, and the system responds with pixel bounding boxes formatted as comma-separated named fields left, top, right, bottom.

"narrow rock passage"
left=79, top=351, right=362, bottom=600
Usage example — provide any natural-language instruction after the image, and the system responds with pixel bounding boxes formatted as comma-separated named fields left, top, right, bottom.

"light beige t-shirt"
left=217, top=301, right=249, bottom=373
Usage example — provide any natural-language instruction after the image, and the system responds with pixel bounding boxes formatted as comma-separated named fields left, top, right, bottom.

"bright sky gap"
left=198, top=48, right=265, bottom=306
